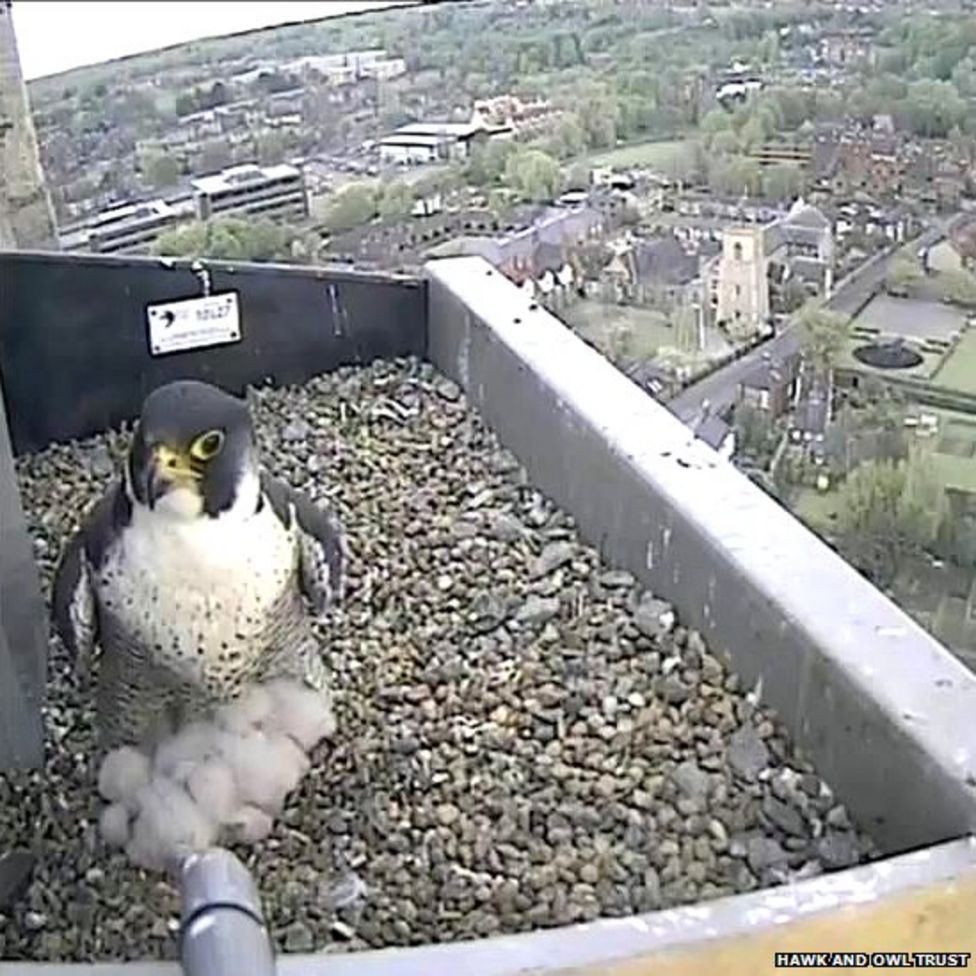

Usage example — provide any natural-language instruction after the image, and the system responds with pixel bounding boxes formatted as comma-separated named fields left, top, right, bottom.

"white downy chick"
left=213, top=728, right=308, bottom=814
left=153, top=721, right=220, bottom=784
left=125, top=778, right=218, bottom=872
left=186, top=756, right=239, bottom=825
left=264, top=679, right=337, bottom=750
left=99, top=803, right=132, bottom=849
left=97, top=746, right=151, bottom=808
left=224, top=805, right=274, bottom=844
left=216, top=685, right=274, bottom=735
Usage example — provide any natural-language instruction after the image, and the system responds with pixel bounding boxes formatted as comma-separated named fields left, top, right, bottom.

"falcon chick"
left=52, top=379, right=347, bottom=751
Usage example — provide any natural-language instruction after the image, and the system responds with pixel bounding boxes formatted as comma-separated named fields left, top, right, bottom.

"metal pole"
left=179, top=848, right=277, bottom=976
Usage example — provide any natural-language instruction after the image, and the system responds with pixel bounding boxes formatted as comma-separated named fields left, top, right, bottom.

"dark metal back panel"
left=0, top=251, right=426, bottom=455
left=0, top=368, right=46, bottom=769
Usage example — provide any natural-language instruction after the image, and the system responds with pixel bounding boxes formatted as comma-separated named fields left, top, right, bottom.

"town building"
left=715, top=227, right=770, bottom=340
left=425, top=205, right=605, bottom=290
left=378, top=120, right=509, bottom=166
left=471, top=95, right=563, bottom=140
left=83, top=199, right=181, bottom=254
left=191, top=163, right=308, bottom=222
left=764, top=199, right=835, bottom=297
left=738, top=353, right=800, bottom=416
left=925, top=219, right=976, bottom=275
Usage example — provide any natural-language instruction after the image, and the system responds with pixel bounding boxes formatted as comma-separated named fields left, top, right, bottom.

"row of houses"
left=696, top=351, right=833, bottom=462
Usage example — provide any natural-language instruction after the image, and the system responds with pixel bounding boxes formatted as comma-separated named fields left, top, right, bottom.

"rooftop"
left=88, top=199, right=176, bottom=229
left=191, top=163, right=302, bottom=195
left=391, top=120, right=487, bottom=141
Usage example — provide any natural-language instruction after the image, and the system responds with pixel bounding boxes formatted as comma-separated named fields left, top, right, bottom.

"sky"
left=11, top=1, right=413, bottom=80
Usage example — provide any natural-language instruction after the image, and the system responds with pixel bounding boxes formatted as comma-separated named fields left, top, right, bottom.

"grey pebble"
left=727, top=725, right=770, bottom=780
left=516, top=595, right=560, bottom=625
left=633, top=595, right=676, bottom=639
left=282, top=418, right=313, bottom=442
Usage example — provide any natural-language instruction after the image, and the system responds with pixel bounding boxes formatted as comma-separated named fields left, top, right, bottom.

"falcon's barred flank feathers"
left=51, top=379, right=347, bottom=751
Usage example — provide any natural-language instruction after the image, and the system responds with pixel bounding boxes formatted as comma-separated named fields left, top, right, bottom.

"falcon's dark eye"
left=190, top=429, right=225, bottom=462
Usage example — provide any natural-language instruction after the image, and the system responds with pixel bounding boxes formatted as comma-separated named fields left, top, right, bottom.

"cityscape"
left=21, top=0, right=976, bottom=667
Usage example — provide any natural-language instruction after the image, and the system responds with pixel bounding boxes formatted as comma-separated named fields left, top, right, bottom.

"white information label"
left=146, top=292, right=242, bottom=356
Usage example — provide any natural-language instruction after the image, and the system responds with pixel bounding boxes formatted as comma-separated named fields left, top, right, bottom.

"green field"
left=562, top=299, right=674, bottom=359
left=932, top=329, right=976, bottom=395
left=793, top=488, right=842, bottom=531
left=582, top=139, right=689, bottom=171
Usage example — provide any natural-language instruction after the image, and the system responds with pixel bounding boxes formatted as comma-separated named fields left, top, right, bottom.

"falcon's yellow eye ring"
left=190, top=429, right=225, bottom=462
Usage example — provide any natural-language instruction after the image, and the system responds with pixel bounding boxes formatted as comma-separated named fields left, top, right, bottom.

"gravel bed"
left=1, top=356, right=875, bottom=962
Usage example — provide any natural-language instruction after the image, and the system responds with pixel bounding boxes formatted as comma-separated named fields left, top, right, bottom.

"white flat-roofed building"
left=84, top=199, right=180, bottom=254
left=379, top=119, right=507, bottom=166
left=191, top=163, right=308, bottom=222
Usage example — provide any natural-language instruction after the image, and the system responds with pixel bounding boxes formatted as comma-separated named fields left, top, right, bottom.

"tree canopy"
left=153, top=218, right=300, bottom=263
left=835, top=447, right=945, bottom=587
left=799, top=304, right=852, bottom=374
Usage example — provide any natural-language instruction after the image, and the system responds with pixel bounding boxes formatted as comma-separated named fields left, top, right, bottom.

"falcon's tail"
left=95, top=680, right=336, bottom=872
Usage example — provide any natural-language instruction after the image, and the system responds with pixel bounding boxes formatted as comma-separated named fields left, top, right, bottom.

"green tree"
left=886, top=256, right=924, bottom=297
left=799, top=304, right=851, bottom=375
left=552, top=114, right=586, bottom=160
left=738, top=115, right=767, bottom=152
left=577, top=92, right=619, bottom=149
left=323, top=184, right=379, bottom=234
left=835, top=447, right=945, bottom=587
left=710, top=129, right=741, bottom=156
left=378, top=180, right=417, bottom=220
left=659, top=141, right=705, bottom=185
left=900, top=79, right=967, bottom=138
left=942, top=268, right=976, bottom=308
left=707, top=155, right=761, bottom=196
left=504, top=149, right=563, bottom=203
left=175, top=91, right=197, bottom=117
left=734, top=403, right=777, bottom=461
left=153, top=218, right=295, bottom=262
left=464, top=138, right=516, bottom=186
left=762, top=164, right=804, bottom=203
left=700, top=107, right=732, bottom=136
left=144, top=153, right=180, bottom=189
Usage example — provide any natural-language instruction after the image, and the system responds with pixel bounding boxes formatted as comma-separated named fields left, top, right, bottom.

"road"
left=666, top=219, right=956, bottom=428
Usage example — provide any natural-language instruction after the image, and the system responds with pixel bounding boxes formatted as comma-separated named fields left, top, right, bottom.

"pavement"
left=666, top=218, right=957, bottom=429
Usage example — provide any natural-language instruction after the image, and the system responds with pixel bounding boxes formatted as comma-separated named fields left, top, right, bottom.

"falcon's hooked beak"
left=145, top=444, right=202, bottom=509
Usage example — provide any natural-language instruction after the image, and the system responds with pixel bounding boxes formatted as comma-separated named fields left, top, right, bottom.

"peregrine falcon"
left=52, top=380, right=347, bottom=750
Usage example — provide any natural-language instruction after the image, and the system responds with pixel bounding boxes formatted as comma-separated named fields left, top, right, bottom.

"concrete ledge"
left=425, top=256, right=976, bottom=854
left=8, top=838, right=975, bottom=975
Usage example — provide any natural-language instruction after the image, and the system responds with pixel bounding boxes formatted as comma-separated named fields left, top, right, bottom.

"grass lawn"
left=581, top=139, right=689, bottom=171
left=932, top=329, right=976, bottom=395
left=562, top=299, right=676, bottom=360
left=792, top=487, right=842, bottom=531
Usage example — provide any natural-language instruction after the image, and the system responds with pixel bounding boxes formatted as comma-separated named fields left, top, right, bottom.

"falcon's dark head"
left=127, top=380, right=258, bottom=519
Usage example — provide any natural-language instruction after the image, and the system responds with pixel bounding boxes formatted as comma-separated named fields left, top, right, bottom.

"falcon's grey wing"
left=51, top=484, right=130, bottom=676
left=260, top=472, right=347, bottom=617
